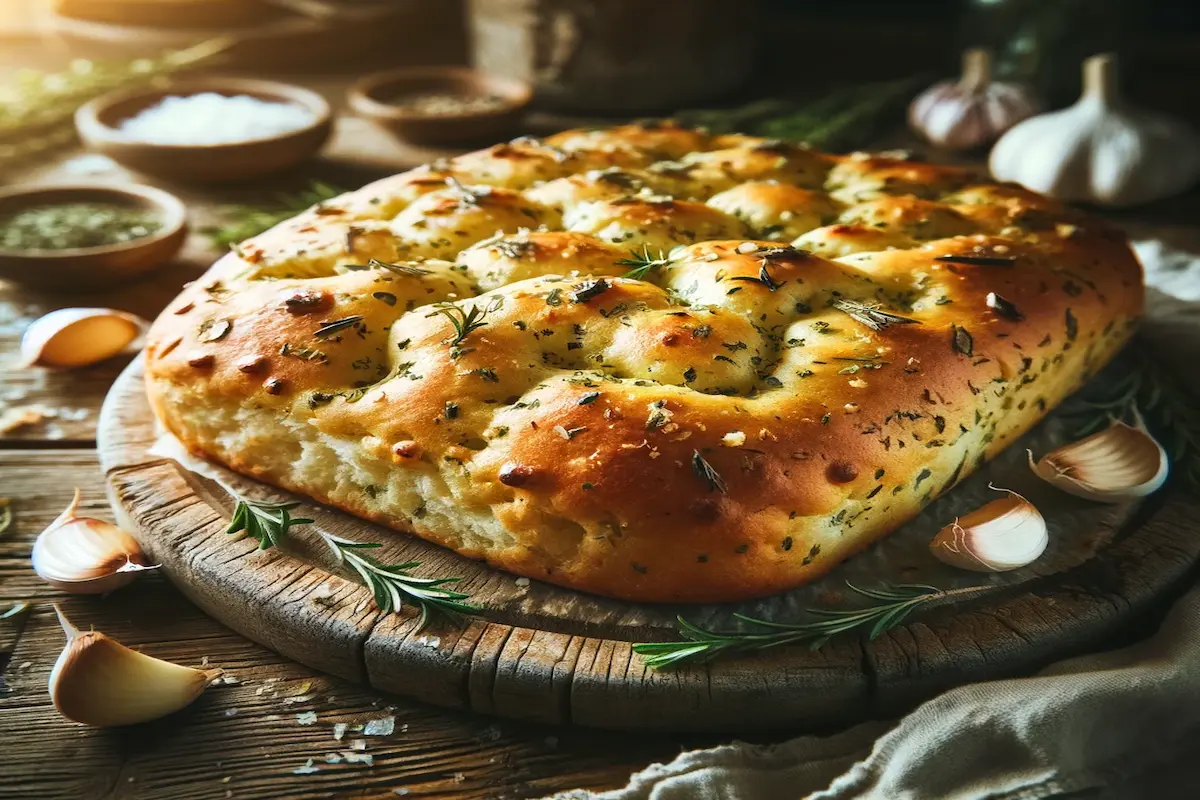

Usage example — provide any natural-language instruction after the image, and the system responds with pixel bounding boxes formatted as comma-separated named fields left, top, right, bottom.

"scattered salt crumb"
left=266, top=714, right=281, bottom=721
left=325, top=753, right=343, bottom=764
left=453, top=771, right=466, bottom=783
left=296, top=711, right=318, bottom=725
left=255, top=687, right=267, bottom=696
left=292, top=759, right=319, bottom=775
left=394, top=790, right=410, bottom=796
left=349, top=739, right=367, bottom=751
left=223, top=708, right=239, bottom=717
left=221, top=776, right=231, bottom=783
left=479, top=724, right=502, bottom=742
left=341, top=752, right=373, bottom=766
left=514, top=577, right=530, bottom=588
left=848, top=378, right=868, bottom=389
left=363, top=716, right=395, bottom=736
left=201, top=656, right=210, bottom=666
left=213, top=674, right=240, bottom=686
left=415, top=635, right=440, bottom=649
left=333, top=722, right=348, bottom=741
left=309, top=584, right=335, bottom=607
left=283, top=694, right=315, bottom=705
left=721, top=431, right=746, bottom=447
left=17, top=661, right=31, bottom=671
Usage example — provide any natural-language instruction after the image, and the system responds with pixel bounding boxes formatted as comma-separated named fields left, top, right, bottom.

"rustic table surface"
left=4, top=15, right=1200, bottom=800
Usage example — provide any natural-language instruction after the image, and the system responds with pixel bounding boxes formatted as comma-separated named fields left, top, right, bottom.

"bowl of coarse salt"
left=76, top=78, right=332, bottom=183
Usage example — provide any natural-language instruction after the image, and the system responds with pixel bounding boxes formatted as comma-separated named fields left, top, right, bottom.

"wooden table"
left=6, top=21, right=1200, bottom=800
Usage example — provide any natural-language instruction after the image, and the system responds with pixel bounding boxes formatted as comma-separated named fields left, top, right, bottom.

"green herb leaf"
left=226, top=498, right=314, bottom=551
left=633, top=582, right=990, bottom=668
left=616, top=245, right=673, bottom=280
left=204, top=181, right=345, bottom=248
left=320, top=532, right=480, bottom=630
left=832, top=299, right=921, bottom=332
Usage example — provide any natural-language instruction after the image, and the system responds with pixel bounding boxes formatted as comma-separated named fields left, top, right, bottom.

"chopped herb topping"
left=951, top=324, right=974, bottom=356
left=691, top=450, right=727, bottom=494
left=1065, top=308, right=1078, bottom=341
left=571, top=278, right=611, bottom=303
left=429, top=297, right=503, bottom=348
left=986, top=292, right=1023, bottom=321
left=832, top=299, right=921, bottom=331
left=934, top=254, right=1016, bottom=266
left=578, top=391, right=600, bottom=405
left=314, top=315, right=364, bottom=339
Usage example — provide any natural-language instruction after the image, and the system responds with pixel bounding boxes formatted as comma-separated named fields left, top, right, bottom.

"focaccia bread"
left=144, top=124, right=1143, bottom=603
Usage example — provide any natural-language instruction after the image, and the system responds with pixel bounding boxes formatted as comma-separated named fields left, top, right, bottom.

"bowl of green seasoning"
left=0, top=183, right=187, bottom=291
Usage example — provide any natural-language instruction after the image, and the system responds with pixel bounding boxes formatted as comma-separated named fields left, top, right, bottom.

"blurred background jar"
left=467, top=0, right=762, bottom=114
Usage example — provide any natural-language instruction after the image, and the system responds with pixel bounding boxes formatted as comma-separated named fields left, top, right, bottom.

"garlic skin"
left=989, top=54, right=1200, bottom=206
left=930, top=489, right=1047, bottom=573
left=32, top=489, right=155, bottom=594
left=50, top=606, right=221, bottom=727
left=1029, top=415, right=1168, bottom=503
left=908, top=48, right=1039, bottom=151
left=21, top=308, right=146, bottom=368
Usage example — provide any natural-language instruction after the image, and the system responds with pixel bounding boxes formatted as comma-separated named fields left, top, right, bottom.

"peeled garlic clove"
left=21, top=308, right=146, bottom=368
left=930, top=489, right=1047, bottom=572
left=32, top=489, right=155, bottom=594
left=1029, top=415, right=1168, bottom=503
left=50, top=605, right=221, bottom=727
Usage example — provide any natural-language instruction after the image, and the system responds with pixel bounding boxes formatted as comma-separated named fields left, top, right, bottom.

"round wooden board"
left=100, top=358, right=1200, bottom=733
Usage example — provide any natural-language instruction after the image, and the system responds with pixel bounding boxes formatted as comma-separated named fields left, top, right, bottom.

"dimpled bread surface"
left=144, top=124, right=1143, bottom=603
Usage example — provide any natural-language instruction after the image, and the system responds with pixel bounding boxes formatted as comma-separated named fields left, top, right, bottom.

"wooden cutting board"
left=99, top=357, right=1200, bottom=732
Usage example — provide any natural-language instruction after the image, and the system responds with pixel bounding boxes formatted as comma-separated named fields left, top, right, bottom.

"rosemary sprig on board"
left=320, top=533, right=478, bottom=629
left=226, top=499, right=314, bottom=551
left=203, top=181, right=345, bottom=248
left=617, top=245, right=673, bottom=280
left=634, top=582, right=990, bottom=669
left=1064, top=351, right=1200, bottom=486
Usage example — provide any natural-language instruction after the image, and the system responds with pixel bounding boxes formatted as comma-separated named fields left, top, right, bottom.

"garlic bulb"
left=1029, top=414, right=1168, bottom=502
left=908, top=48, right=1039, bottom=150
left=930, top=488, right=1047, bottom=572
left=21, top=307, right=146, bottom=368
left=32, top=489, right=155, bottom=594
left=50, top=605, right=221, bottom=727
left=990, top=54, right=1200, bottom=206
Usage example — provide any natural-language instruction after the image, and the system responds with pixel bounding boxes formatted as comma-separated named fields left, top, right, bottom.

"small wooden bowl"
left=348, top=67, right=531, bottom=147
left=76, top=78, right=332, bottom=183
left=0, top=184, right=188, bottom=291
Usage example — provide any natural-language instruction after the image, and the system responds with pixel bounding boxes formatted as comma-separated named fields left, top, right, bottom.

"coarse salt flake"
left=117, top=93, right=317, bottom=146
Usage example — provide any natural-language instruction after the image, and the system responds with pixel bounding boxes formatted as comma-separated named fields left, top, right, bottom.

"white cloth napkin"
left=548, top=240, right=1200, bottom=800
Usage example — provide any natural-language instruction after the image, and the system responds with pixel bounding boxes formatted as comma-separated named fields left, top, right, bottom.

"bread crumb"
left=721, top=431, right=746, bottom=447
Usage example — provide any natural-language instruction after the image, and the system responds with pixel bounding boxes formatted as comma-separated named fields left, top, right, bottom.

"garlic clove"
left=32, top=489, right=156, bottom=594
left=930, top=488, right=1047, bottom=572
left=908, top=47, right=1040, bottom=151
left=21, top=308, right=147, bottom=368
left=1028, top=414, right=1168, bottom=503
left=989, top=54, right=1200, bottom=207
left=49, top=605, right=221, bottom=727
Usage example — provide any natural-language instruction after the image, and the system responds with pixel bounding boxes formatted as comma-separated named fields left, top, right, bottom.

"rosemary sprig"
left=832, top=299, right=921, bottom=331
left=362, top=258, right=432, bottom=277
left=428, top=297, right=503, bottom=349
left=203, top=181, right=345, bottom=248
left=670, top=75, right=926, bottom=151
left=1064, top=351, right=1200, bottom=486
left=616, top=245, right=673, bottom=280
left=320, top=532, right=478, bottom=629
left=634, top=582, right=990, bottom=669
left=314, top=315, right=364, bottom=340
left=226, top=499, right=314, bottom=551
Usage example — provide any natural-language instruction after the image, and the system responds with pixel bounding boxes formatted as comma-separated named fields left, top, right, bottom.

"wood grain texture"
left=100, top=359, right=1200, bottom=733
left=0, top=450, right=689, bottom=800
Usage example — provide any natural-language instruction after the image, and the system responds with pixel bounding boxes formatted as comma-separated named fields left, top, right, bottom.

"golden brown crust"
left=144, top=124, right=1143, bottom=603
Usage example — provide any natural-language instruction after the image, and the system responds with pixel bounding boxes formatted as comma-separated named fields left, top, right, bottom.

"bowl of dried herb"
left=0, top=183, right=188, bottom=291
